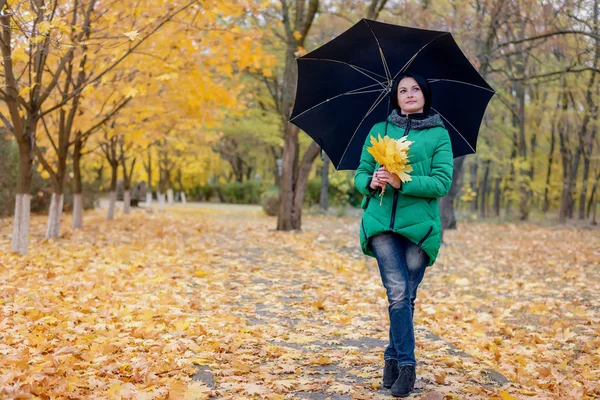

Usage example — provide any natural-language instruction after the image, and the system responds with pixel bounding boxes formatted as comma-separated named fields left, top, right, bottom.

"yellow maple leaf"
left=245, top=383, right=268, bottom=395
left=367, top=134, right=413, bottom=182
left=38, top=21, right=52, bottom=35
left=183, top=382, right=211, bottom=400
left=499, top=390, right=517, bottom=400
left=174, top=318, right=190, bottom=331
left=366, top=133, right=413, bottom=203
left=124, top=30, right=139, bottom=41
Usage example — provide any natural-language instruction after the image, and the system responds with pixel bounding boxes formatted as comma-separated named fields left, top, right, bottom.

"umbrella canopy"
left=289, top=19, right=495, bottom=170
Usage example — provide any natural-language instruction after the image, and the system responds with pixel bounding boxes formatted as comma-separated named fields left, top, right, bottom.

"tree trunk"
left=479, top=160, right=491, bottom=218
left=107, top=163, right=118, bottom=221
left=181, top=192, right=187, bottom=204
left=11, top=145, right=33, bottom=254
left=587, top=168, right=600, bottom=218
left=592, top=197, right=598, bottom=225
left=144, top=146, right=153, bottom=206
left=579, top=126, right=597, bottom=218
left=560, top=14, right=598, bottom=222
left=289, top=142, right=321, bottom=228
left=493, top=177, right=501, bottom=217
left=44, top=153, right=67, bottom=238
left=516, top=83, right=529, bottom=221
left=72, top=136, right=84, bottom=229
left=505, top=127, right=518, bottom=218
left=278, top=124, right=301, bottom=230
left=271, top=146, right=283, bottom=188
left=543, top=123, right=556, bottom=213
left=276, top=0, right=318, bottom=231
left=167, top=189, right=174, bottom=205
left=320, top=155, right=330, bottom=211
left=560, top=126, right=585, bottom=223
left=440, top=156, right=466, bottom=234
left=470, top=159, right=478, bottom=212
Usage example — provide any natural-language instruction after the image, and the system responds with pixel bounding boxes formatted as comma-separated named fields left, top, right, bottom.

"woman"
left=354, top=72, right=453, bottom=397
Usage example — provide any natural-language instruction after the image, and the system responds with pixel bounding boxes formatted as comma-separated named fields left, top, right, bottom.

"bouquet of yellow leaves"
left=366, top=134, right=414, bottom=205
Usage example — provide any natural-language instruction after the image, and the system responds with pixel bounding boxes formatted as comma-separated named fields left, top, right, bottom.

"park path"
left=173, top=205, right=517, bottom=399
left=8, top=203, right=596, bottom=398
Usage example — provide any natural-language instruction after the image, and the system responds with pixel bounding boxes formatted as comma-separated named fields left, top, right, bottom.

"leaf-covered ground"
left=0, top=205, right=598, bottom=399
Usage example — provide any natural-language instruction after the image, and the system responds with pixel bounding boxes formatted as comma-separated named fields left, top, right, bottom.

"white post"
left=107, top=191, right=117, bottom=220
left=158, top=192, right=166, bottom=211
left=12, top=194, right=31, bottom=255
left=46, top=193, right=64, bottom=239
left=123, top=191, right=131, bottom=215
left=72, top=194, right=83, bottom=229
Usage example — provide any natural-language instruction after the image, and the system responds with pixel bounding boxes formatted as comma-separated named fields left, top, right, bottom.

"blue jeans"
left=369, top=232, right=429, bottom=366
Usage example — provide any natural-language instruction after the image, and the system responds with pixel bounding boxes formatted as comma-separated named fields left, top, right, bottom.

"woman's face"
left=397, top=77, right=425, bottom=115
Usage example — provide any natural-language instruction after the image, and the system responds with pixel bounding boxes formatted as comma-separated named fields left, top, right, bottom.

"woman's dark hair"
left=390, top=72, right=432, bottom=114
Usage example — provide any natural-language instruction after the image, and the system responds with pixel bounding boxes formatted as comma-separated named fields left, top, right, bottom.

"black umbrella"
left=289, top=19, right=495, bottom=170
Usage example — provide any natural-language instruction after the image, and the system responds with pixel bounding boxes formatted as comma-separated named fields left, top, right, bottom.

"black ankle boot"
left=391, top=365, right=416, bottom=397
left=383, top=359, right=399, bottom=389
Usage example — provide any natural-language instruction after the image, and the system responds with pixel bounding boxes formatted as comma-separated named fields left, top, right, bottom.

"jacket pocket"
left=417, top=226, right=434, bottom=248
left=360, top=195, right=370, bottom=210
left=361, top=191, right=376, bottom=210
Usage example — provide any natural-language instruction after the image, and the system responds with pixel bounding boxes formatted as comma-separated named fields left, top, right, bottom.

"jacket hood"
left=387, top=109, right=445, bottom=130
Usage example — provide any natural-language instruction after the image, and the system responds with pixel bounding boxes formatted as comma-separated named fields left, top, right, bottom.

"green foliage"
left=190, top=181, right=266, bottom=204
left=189, top=184, right=217, bottom=202
left=305, top=172, right=362, bottom=208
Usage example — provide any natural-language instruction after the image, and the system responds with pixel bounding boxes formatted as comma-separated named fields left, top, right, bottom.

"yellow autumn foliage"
left=366, top=134, right=414, bottom=183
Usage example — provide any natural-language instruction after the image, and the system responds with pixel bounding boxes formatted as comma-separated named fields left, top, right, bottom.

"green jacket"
left=354, top=112, right=454, bottom=266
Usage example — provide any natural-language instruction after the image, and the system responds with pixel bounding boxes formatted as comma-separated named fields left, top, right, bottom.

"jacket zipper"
left=389, top=189, right=398, bottom=230
left=417, top=226, right=434, bottom=248
left=389, top=119, right=412, bottom=231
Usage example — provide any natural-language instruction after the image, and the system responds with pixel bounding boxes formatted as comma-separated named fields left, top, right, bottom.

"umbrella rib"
left=289, top=83, right=385, bottom=122
left=301, top=58, right=387, bottom=84
left=394, top=33, right=450, bottom=78
left=363, top=20, right=392, bottom=81
left=337, top=88, right=390, bottom=167
left=429, top=78, right=495, bottom=93
left=431, top=107, right=476, bottom=153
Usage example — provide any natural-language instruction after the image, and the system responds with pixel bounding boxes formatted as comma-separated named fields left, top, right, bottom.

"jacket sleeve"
left=354, top=127, right=378, bottom=196
left=400, top=129, right=454, bottom=199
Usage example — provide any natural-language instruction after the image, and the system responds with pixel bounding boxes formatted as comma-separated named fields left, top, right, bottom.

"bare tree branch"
left=299, top=0, right=318, bottom=40
left=34, top=143, right=58, bottom=181
left=0, top=110, right=14, bottom=132
left=496, top=30, right=599, bottom=49
left=77, top=97, right=132, bottom=143
left=516, top=67, right=600, bottom=81
left=41, top=115, right=60, bottom=155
